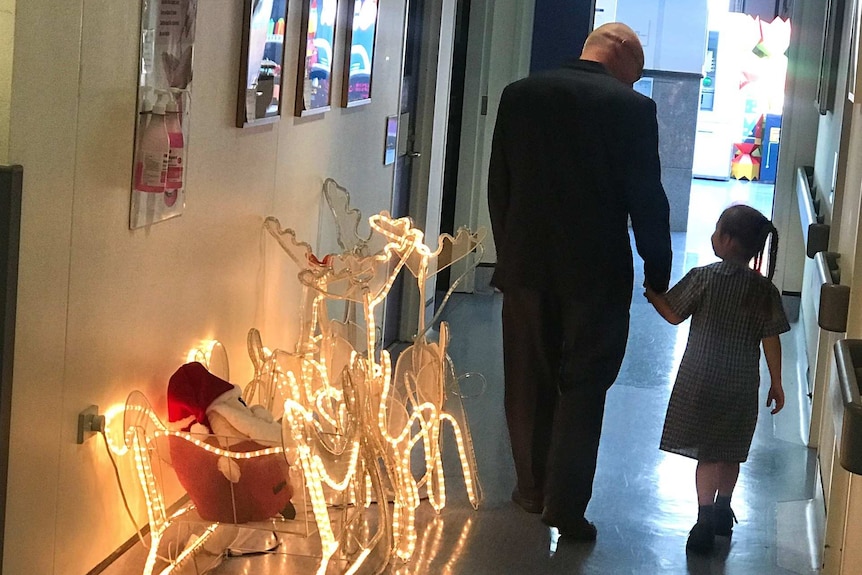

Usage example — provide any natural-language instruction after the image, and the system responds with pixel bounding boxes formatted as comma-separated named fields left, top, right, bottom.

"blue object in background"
left=530, top=0, right=591, bottom=72
left=760, top=113, right=781, bottom=184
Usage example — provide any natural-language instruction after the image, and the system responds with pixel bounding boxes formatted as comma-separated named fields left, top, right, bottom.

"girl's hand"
left=643, top=281, right=656, bottom=301
left=767, top=383, right=785, bottom=414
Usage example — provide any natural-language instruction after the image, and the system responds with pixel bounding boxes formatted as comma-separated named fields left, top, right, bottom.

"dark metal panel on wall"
left=530, top=0, right=593, bottom=73
left=732, top=0, right=781, bottom=19
left=0, top=164, right=22, bottom=572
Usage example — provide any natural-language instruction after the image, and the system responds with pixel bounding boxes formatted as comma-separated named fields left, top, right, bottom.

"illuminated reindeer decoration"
left=254, top=180, right=485, bottom=564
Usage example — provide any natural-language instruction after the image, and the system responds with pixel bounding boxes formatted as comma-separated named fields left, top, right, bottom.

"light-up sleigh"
left=110, top=179, right=486, bottom=574
left=114, top=356, right=387, bottom=575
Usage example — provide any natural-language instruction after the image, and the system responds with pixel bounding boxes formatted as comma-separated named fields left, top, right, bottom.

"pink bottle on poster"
left=164, top=91, right=185, bottom=206
left=133, top=94, right=169, bottom=193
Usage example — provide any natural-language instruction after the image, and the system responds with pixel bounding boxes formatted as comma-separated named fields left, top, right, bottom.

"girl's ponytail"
left=721, top=205, right=780, bottom=315
left=719, top=204, right=779, bottom=279
left=765, top=223, right=779, bottom=280
left=753, top=221, right=779, bottom=280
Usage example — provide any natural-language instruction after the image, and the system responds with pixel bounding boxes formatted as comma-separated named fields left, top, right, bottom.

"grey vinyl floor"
left=108, top=179, right=825, bottom=574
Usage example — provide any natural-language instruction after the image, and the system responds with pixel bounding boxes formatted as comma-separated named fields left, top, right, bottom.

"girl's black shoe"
left=714, top=506, right=737, bottom=537
left=686, top=520, right=715, bottom=554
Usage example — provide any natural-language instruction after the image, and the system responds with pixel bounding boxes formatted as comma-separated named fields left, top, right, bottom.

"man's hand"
left=643, top=280, right=658, bottom=302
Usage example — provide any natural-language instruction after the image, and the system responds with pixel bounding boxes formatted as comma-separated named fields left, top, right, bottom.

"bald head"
left=581, top=23, right=644, bottom=86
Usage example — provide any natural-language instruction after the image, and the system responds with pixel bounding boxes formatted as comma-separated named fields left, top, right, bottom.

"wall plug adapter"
left=77, top=405, right=106, bottom=444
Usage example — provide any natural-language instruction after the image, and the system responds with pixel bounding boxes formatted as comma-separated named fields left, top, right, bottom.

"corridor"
left=400, top=180, right=821, bottom=575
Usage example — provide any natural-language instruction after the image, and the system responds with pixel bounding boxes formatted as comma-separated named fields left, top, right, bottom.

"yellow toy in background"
left=731, top=141, right=761, bottom=181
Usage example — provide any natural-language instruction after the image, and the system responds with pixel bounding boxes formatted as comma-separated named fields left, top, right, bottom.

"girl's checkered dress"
left=659, top=261, right=790, bottom=462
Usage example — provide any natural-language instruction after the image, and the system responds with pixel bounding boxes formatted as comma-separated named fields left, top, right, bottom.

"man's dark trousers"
left=502, top=286, right=629, bottom=520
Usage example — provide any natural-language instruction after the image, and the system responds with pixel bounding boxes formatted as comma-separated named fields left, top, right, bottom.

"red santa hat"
left=167, top=362, right=235, bottom=432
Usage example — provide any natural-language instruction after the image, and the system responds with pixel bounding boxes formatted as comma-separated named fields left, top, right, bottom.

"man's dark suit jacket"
left=488, top=59, right=672, bottom=304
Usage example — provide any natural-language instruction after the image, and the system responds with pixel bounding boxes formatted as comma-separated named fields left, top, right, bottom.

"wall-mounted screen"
left=342, top=0, right=378, bottom=107
left=237, top=0, right=289, bottom=127
left=296, top=0, right=339, bottom=116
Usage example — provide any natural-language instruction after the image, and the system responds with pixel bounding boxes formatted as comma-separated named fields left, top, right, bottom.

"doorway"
left=690, top=4, right=789, bottom=229
left=383, top=0, right=426, bottom=349
left=384, top=0, right=461, bottom=348
left=436, top=0, right=471, bottom=301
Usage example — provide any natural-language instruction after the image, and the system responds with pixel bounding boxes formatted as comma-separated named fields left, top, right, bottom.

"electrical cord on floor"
left=224, top=532, right=280, bottom=557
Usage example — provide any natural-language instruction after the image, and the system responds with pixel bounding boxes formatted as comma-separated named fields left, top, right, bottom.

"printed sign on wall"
left=130, top=0, right=197, bottom=229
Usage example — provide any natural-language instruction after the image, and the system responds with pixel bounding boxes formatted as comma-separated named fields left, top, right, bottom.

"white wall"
left=455, top=0, right=534, bottom=271
left=594, top=0, right=618, bottom=28
left=792, top=0, right=862, bottom=571
left=823, top=0, right=859, bottom=263
left=3, top=0, right=413, bottom=572
left=616, top=0, right=707, bottom=74
left=819, top=11, right=862, bottom=574
left=616, top=0, right=659, bottom=69
left=772, top=0, right=825, bottom=294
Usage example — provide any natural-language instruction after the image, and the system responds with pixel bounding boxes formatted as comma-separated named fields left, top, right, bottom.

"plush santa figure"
left=166, top=362, right=294, bottom=523
left=168, top=361, right=281, bottom=446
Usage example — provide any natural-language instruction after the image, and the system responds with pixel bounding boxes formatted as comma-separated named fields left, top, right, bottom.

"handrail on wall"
left=796, top=166, right=830, bottom=258
left=832, top=339, right=862, bottom=474
left=815, top=252, right=850, bottom=333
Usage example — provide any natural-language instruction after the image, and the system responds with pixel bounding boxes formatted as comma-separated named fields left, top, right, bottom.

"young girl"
left=645, top=204, right=789, bottom=554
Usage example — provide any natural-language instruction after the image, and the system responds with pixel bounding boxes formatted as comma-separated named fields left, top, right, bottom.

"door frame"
left=449, top=0, right=534, bottom=290
left=385, top=0, right=461, bottom=345
left=0, top=165, right=23, bottom=572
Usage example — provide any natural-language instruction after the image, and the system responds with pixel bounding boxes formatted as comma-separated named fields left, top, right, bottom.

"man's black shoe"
left=542, top=515, right=597, bottom=542
left=511, top=489, right=544, bottom=514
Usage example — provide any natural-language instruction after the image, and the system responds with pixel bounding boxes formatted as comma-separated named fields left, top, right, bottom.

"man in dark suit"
left=487, top=22, right=672, bottom=540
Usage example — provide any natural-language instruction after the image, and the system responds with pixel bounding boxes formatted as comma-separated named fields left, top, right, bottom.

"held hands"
left=643, top=280, right=658, bottom=303
left=643, top=281, right=683, bottom=324
left=767, top=383, right=785, bottom=414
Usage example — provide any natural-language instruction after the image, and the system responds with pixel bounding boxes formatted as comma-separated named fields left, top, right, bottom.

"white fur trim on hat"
left=207, top=392, right=281, bottom=446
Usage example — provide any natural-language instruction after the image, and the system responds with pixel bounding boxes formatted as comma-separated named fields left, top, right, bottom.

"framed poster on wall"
left=236, top=0, right=289, bottom=127
left=342, top=0, right=378, bottom=107
left=295, top=0, right=339, bottom=116
left=816, top=0, right=846, bottom=114
left=130, top=0, right=197, bottom=229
